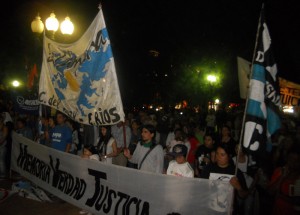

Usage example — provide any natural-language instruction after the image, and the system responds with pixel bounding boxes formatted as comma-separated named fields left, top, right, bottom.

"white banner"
left=39, top=7, right=124, bottom=126
left=11, top=132, right=233, bottom=215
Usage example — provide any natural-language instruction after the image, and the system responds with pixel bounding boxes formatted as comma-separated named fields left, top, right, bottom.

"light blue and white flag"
left=243, top=9, right=281, bottom=152
left=39, top=6, right=124, bottom=125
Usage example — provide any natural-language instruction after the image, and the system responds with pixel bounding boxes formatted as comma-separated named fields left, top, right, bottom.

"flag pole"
left=235, top=3, right=264, bottom=176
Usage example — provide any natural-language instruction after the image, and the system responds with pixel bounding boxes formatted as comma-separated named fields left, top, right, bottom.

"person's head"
left=100, top=125, right=111, bottom=137
left=116, top=121, right=124, bottom=127
left=56, top=112, right=67, bottom=125
left=141, top=124, right=156, bottom=143
left=41, top=116, right=47, bottom=125
left=204, top=133, right=215, bottom=148
left=221, top=125, right=231, bottom=137
left=83, top=145, right=98, bottom=156
left=173, top=120, right=182, bottom=130
left=138, top=110, right=147, bottom=123
left=48, top=116, right=56, bottom=128
left=174, top=128, right=184, bottom=141
left=16, top=118, right=26, bottom=129
left=66, top=119, right=79, bottom=131
left=215, top=143, right=232, bottom=168
left=172, top=144, right=188, bottom=164
left=131, top=120, right=141, bottom=130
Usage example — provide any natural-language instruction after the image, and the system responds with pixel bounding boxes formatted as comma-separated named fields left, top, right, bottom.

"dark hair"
left=84, top=145, right=98, bottom=155
left=204, top=132, right=216, bottom=141
left=97, top=125, right=112, bottom=153
left=216, top=143, right=232, bottom=156
left=141, top=124, right=156, bottom=141
left=131, top=119, right=141, bottom=127
left=141, top=124, right=156, bottom=134
left=56, top=111, right=66, bottom=118
left=222, top=125, right=231, bottom=132
left=17, top=118, right=27, bottom=125
left=99, top=125, right=112, bottom=140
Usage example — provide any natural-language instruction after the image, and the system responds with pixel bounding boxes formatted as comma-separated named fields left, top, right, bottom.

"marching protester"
left=201, top=143, right=249, bottom=214
left=50, top=112, right=72, bottom=153
left=97, top=125, right=118, bottom=164
left=166, top=144, right=194, bottom=178
left=219, top=125, right=237, bottom=158
left=111, top=121, right=131, bottom=166
left=123, top=124, right=164, bottom=173
left=268, top=144, right=300, bottom=215
left=205, top=108, right=216, bottom=134
left=44, top=116, right=56, bottom=147
left=81, top=144, right=99, bottom=161
left=66, top=119, right=81, bottom=155
left=15, top=117, right=34, bottom=140
left=127, top=119, right=142, bottom=168
left=194, top=132, right=216, bottom=177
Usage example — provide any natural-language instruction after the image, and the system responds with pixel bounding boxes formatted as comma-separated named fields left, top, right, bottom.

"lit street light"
left=207, top=75, right=217, bottom=83
left=29, top=10, right=75, bottom=115
left=12, top=80, right=21, bottom=88
left=60, top=16, right=74, bottom=35
left=31, top=12, right=74, bottom=39
left=207, top=74, right=217, bottom=110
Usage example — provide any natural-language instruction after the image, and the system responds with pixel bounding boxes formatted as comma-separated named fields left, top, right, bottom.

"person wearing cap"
left=124, top=124, right=164, bottom=173
left=166, top=144, right=194, bottom=178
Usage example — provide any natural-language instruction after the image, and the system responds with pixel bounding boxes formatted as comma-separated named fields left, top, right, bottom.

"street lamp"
left=12, top=80, right=21, bottom=88
left=207, top=75, right=217, bottom=83
left=31, top=12, right=74, bottom=39
left=207, top=74, right=217, bottom=110
left=30, top=11, right=74, bottom=79
left=31, top=14, right=44, bottom=34
left=60, top=16, right=74, bottom=35
left=45, top=12, right=59, bottom=39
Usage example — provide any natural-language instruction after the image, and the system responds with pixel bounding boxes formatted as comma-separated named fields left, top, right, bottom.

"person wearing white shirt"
left=111, top=121, right=131, bottom=166
left=167, top=144, right=194, bottom=178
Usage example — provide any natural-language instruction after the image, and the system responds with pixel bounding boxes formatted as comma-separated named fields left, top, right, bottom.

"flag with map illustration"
left=39, top=6, right=124, bottom=125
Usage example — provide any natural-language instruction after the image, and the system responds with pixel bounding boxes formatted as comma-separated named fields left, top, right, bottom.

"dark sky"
left=1, top=0, right=300, bottom=105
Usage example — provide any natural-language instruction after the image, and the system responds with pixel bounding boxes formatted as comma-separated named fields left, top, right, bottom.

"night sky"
left=1, top=0, right=300, bottom=106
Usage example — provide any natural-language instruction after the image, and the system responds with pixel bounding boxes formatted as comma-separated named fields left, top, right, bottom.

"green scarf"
left=143, top=141, right=153, bottom=148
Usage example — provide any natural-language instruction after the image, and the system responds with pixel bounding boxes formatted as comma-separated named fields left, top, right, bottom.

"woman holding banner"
left=97, top=126, right=118, bottom=164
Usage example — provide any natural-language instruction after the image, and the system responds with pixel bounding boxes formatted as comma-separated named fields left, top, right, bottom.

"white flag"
left=237, top=56, right=251, bottom=99
left=39, top=7, right=124, bottom=125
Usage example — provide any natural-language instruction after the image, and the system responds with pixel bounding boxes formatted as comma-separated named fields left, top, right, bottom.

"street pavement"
left=0, top=173, right=82, bottom=215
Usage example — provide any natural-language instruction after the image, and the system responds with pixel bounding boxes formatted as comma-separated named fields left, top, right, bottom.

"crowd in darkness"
left=0, top=98, right=300, bottom=215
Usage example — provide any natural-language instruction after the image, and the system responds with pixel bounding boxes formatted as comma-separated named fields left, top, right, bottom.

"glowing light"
left=282, top=106, right=294, bottom=113
left=60, top=16, right=74, bottom=35
left=12, top=80, right=20, bottom=87
left=207, top=75, right=217, bottom=83
left=45, top=12, right=59, bottom=32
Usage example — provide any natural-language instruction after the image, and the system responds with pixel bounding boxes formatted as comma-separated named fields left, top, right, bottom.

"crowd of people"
left=0, top=99, right=300, bottom=215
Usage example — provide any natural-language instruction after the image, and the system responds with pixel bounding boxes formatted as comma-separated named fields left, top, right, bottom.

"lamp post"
left=31, top=12, right=74, bottom=39
left=207, top=74, right=217, bottom=110
left=30, top=12, right=74, bottom=84
left=30, top=11, right=75, bottom=69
